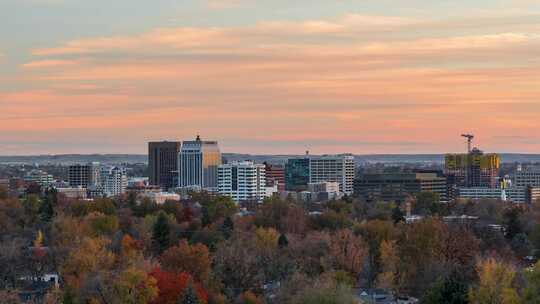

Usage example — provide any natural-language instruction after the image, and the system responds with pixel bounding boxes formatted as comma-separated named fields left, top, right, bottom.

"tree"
left=414, top=191, right=441, bottom=215
left=504, top=207, right=523, bottom=240
left=221, top=217, right=234, bottom=239
left=392, top=205, right=405, bottom=223
left=278, top=233, right=289, bottom=249
left=112, top=267, right=158, bottom=304
left=422, top=275, right=468, bottom=304
left=150, top=268, right=208, bottom=304
left=160, top=240, right=211, bottom=282
left=468, top=258, right=519, bottom=304
left=0, top=185, right=8, bottom=200
left=510, top=233, right=532, bottom=258
left=180, top=283, right=200, bottom=304
left=40, top=188, right=58, bottom=222
left=330, top=229, right=367, bottom=277
left=153, top=211, right=171, bottom=254
left=523, top=261, right=540, bottom=303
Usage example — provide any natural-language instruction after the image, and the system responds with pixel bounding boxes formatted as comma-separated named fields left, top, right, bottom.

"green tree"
left=414, top=191, right=441, bottom=215
left=391, top=205, right=405, bottom=223
left=422, top=275, right=468, bottom=304
left=523, top=261, right=540, bottom=303
left=504, top=207, right=523, bottom=240
left=153, top=211, right=171, bottom=254
left=39, top=188, right=58, bottom=222
left=278, top=233, right=289, bottom=249
left=221, top=216, right=234, bottom=239
left=179, top=283, right=200, bottom=304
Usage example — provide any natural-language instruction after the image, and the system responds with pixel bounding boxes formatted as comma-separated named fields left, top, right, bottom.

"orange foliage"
left=149, top=267, right=208, bottom=304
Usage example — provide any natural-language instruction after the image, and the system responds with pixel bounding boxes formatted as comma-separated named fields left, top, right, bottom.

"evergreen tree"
left=153, top=211, right=171, bottom=254
left=278, top=233, right=289, bottom=249
left=391, top=206, right=405, bottom=223
left=504, top=207, right=523, bottom=240
left=422, top=275, right=468, bottom=304
left=221, top=216, right=234, bottom=239
left=201, top=206, right=211, bottom=227
left=179, top=283, right=199, bottom=304
left=39, top=187, right=57, bottom=222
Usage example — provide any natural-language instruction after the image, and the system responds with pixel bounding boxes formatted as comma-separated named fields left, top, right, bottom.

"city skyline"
left=2, top=0, right=540, bottom=155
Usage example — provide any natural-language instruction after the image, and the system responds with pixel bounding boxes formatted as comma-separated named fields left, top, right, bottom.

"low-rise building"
left=23, top=169, right=54, bottom=187
left=355, top=172, right=448, bottom=203
left=144, top=192, right=181, bottom=204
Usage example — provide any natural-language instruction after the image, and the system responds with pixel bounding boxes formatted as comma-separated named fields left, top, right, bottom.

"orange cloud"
left=3, top=13, right=540, bottom=154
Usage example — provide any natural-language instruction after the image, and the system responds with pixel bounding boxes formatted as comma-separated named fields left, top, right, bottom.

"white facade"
left=178, top=137, right=221, bottom=190
left=145, top=192, right=181, bottom=204
left=514, top=167, right=540, bottom=187
left=308, top=154, right=355, bottom=195
left=218, top=161, right=266, bottom=203
left=458, top=188, right=503, bottom=200
left=100, top=166, right=128, bottom=197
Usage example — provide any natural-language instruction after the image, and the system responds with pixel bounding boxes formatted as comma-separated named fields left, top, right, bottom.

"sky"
left=1, top=0, right=540, bottom=155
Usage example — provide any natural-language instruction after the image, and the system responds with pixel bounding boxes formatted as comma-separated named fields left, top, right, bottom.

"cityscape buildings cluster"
left=4, top=134, right=540, bottom=205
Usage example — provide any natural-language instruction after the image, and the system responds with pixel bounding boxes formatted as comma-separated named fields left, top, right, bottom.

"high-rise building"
left=264, top=163, right=285, bottom=191
left=218, top=161, right=266, bottom=203
left=285, top=154, right=355, bottom=195
left=100, top=166, right=128, bottom=197
left=68, top=163, right=100, bottom=188
left=445, top=148, right=500, bottom=188
left=309, top=154, right=355, bottom=195
left=285, top=158, right=310, bottom=191
left=178, top=136, right=221, bottom=190
left=148, top=141, right=181, bottom=190
left=354, top=172, right=448, bottom=203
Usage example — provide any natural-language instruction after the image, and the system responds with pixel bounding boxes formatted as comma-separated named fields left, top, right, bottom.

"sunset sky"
left=1, top=0, right=540, bottom=155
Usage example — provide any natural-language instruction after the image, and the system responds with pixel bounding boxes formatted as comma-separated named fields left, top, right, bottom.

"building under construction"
left=445, top=136, right=500, bottom=188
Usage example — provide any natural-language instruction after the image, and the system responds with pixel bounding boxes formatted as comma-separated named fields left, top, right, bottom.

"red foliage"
left=149, top=267, right=208, bottom=304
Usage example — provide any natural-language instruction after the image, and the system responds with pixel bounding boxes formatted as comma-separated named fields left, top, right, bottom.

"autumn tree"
left=330, top=229, right=367, bottom=279
left=149, top=268, right=208, bottom=304
left=468, top=258, right=519, bottom=304
left=160, top=240, right=211, bottom=282
left=112, top=267, right=158, bottom=304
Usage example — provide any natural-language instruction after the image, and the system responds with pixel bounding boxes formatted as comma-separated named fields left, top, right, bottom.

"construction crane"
left=461, top=134, right=474, bottom=153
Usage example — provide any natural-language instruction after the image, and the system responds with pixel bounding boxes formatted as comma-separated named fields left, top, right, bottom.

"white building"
left=144, top=192, right=181, bottom=204
left=514, top=167, right=540, bottom=187
left=458, top=188, right=503, bottom=200
left=100, top=166, right=128, bottom=197
left=218, top=161, right=266, bottom=203
left=308, top=154, right=355, bottom=195
left=23, top=169, right=54, bottom=187
left=308, top=181, right=340, bottom=194
left=178, top=136, right=221, bottom=191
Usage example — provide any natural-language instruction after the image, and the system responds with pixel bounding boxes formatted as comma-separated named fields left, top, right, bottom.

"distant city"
left=2, top=134, right=540, bottom=206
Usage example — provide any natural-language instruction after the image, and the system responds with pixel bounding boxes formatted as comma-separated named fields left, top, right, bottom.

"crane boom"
left=461, top=134, right=474, bottom=153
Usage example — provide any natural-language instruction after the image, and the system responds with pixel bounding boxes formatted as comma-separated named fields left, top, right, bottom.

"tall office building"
left=218, top=161, right=266, bottom=203
left=285, top=154, right=355, bottom=195
left=445, top=148, right=500, bottom=188
left=264, top=163, right=286, bottom=191
left=68, top=162, right=100, bottom=188
left=285, top=158, right=310, bottom=191
left=310, top=154, right=355, bottom=195
left=148, top=141, right=181, bottom=190
left=178, top=136, right=221, bottom=190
